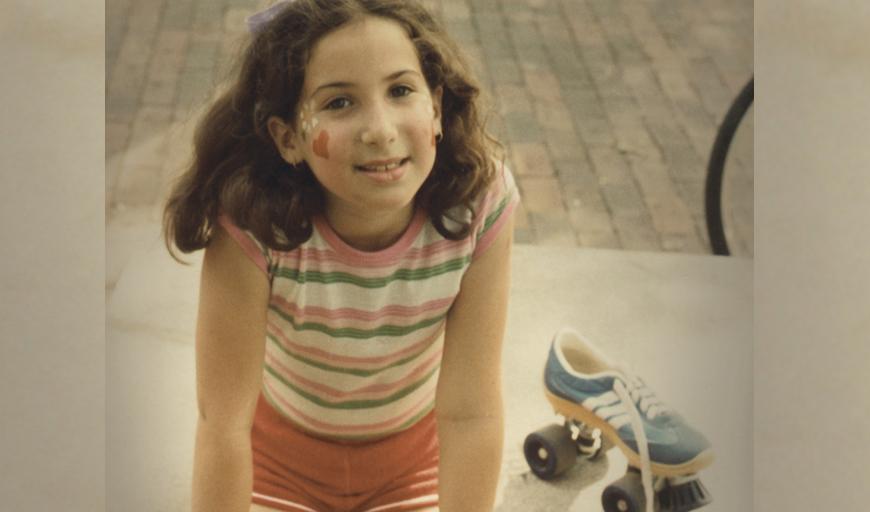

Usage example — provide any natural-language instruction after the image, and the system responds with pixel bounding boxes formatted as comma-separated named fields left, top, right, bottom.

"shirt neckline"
left=313, top=208, right=426, bottom=264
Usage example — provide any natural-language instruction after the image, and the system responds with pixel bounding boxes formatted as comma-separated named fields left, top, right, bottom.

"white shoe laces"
left=613, top=375, right=668, bottom=512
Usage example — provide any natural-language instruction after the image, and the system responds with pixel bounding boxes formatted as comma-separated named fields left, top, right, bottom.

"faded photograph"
left=106, top=1, right=753, bottom=511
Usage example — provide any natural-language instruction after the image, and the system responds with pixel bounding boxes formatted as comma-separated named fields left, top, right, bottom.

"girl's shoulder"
left=216, top=213, right=272, bottom=277
left=468, top=159, right=521, bottom=259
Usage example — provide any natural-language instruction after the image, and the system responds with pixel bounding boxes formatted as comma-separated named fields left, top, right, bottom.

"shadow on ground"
left=496, top=454, right=610, bottom=511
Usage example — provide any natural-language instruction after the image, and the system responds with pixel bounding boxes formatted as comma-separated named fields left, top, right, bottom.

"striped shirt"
left=219, top=164, right=519, bottom=440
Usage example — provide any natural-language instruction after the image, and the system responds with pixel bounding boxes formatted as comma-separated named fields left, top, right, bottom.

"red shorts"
left=251, top=393, right=440, bottom=512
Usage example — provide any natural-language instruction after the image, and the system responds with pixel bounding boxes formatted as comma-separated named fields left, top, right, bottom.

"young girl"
left=163, top=0, right=519, bottom=510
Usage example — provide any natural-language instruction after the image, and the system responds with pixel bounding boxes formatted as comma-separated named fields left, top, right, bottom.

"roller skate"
left=523, top=328, right=714, bottom=512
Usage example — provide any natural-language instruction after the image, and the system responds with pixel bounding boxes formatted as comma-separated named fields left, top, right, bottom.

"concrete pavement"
left=108, top=240, right=751, bottom=512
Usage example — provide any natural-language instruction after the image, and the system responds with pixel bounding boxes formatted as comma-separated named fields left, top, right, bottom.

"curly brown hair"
left=163, top=0, right=501, bottom=260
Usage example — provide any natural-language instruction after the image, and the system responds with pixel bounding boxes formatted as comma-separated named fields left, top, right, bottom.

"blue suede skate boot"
left=543, top=328, right=714, bottom=512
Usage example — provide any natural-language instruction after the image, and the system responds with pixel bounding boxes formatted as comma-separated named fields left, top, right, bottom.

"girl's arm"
left=436, top=214, right=515, bottom=511
left=191, top=225, right=270, bottom=512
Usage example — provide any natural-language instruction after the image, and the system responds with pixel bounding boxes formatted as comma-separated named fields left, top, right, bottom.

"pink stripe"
left=473, top=161, right=519, bottom=259
left=217, top=214, right=268, bottom=275
left=278, top=238, right=460, bottom=265
left=265, top=347, right=442, bottom=401
left=271, top=295, right=454, bottom=323
left=264, top=380, right=436, bottom=435
left=274, top=238, right=466, bottom=276
left=267, top=321, right=443, bottom=368
left=473, top=195, right=518, bottom=259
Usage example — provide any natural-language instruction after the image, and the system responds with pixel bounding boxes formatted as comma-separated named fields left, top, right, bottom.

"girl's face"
left=271, top=15, right=442, bottom=233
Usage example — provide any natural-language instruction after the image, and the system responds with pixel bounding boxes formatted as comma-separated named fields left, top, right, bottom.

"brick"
left=163, top=0, right=195, bottom=30
left=186, top=33, right=221, bottom=69
left=224, top=7, right=253, bottom=33
left=543, top=129, right=586, bottom=162
left=536, top=14, right=573, bottom=46
left=192, top=0, right=224, bottom=31
left=660, top=233, right=706, bottom=254
left=518, top=176, right=565, bottom=214
left=625, top=154, right=676, bottom=201
left=546, top=49, right=591, bottom=90
left=535, top=101, right=575, bottom=133
left=176, top=66, right=217, bottom=110
left=522, top=67, right=563, bottom=104
left=672, top=98, right=717, bottom=161
left=442, top=0, right=471, bottom=21
left=127, top=0, right=164, bottom=35
left=567, top=204, right=620, bottom=249
left=600, top=182, right=648, bottom=220
left=487, top=58, right=524, bottom=85
left=577, top=229, right=621, bottom=249
left=142, top=31, right=189, bottom=106
left=494, top=84, right=533, bottom=115
left=511, top=142, right=554, bottom=177
left=529, top=211, right=578, bottom=246
left=587, top=146, right=632, bottom=186
left=612, top=214, right=661, bottom=251
left=674, top=180, right=706, bottom=220
left=115, top=163, right=165, bottom=207
left=444, top=19, right=477, bottom=44
left=124, top=107, right=173, bottom=170
left=647, top=200, right=696, bottom=235
left=502, top=111, right=544, bottom=143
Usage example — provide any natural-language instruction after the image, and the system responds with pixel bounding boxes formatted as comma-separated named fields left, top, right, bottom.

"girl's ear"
left=431, top=86, right=444, bottom=125
left=267, top=115, right=304, bottom=164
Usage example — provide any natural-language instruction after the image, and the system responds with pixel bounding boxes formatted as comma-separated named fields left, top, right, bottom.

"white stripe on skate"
left=581, top=396, right=633, bottom=431
left=581, top=391, right=619, bottom=410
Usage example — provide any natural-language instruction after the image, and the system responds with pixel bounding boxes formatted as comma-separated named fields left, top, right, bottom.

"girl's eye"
left=390, top=85, right=413, bottom=98
left=325, top=97, right=351, bottom=110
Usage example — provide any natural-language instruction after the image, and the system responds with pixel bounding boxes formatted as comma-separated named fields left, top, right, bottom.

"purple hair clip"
left=246, top=0, right=293, bottom=33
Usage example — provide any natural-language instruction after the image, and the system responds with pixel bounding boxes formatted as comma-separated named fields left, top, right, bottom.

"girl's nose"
left=359, top=103, right=398, bottom=147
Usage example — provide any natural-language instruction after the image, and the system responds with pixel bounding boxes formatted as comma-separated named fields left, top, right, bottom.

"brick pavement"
left=107, top=0, right=753, bottom=265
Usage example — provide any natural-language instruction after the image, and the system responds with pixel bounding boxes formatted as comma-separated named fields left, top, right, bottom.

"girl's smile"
left=355, top=156, right=410, bottom=182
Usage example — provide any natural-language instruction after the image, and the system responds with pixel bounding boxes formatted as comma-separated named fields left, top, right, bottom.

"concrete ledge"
left=108, top=238, right=751, bottom=511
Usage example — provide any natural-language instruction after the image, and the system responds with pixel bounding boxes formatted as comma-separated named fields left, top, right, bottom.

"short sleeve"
left=472, top=161, right=521, bottom=259
left=216, top=214, right=272, bottom=276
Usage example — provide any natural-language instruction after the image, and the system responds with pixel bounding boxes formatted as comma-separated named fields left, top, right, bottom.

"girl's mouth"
left=355, top=157, right=409, bottom=172
left=355, top=158, right=410, bottom=182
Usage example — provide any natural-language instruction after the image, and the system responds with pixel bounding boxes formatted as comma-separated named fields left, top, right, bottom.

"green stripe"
left=272, top=255, right=471, bottom=288
left=264, top=363, right=439, bottom=410
left=261, top=387, right=435, bottom=440
left=270, top=307, right=447, bottom=339
left=266, top=331, right=442, bottom=376
left=476, top=194, right=510, bottom=242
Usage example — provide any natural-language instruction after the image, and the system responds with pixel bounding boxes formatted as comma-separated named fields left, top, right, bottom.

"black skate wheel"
left=523, top=424, right=577, bottom=480
left=602, top=470, right=647, bottom=512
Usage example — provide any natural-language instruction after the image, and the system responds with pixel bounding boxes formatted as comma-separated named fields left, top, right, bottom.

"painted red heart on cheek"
left=313, top=130, right=330, bottom=160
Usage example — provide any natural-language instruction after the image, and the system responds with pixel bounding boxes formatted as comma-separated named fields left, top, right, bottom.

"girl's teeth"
left=361, top=161, right=402, bottom=172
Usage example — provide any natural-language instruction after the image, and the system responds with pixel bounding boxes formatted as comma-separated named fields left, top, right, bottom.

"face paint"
left=299, top=100, right=318, bottom=140
left=312, top=130, right=330, bottom=159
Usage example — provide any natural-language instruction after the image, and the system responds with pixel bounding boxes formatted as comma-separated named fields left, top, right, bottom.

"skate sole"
left=545, top=389, right=714, bottom=477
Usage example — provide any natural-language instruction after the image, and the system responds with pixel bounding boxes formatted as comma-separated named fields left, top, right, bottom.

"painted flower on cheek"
left=298, top=101, right=320, bottom=140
